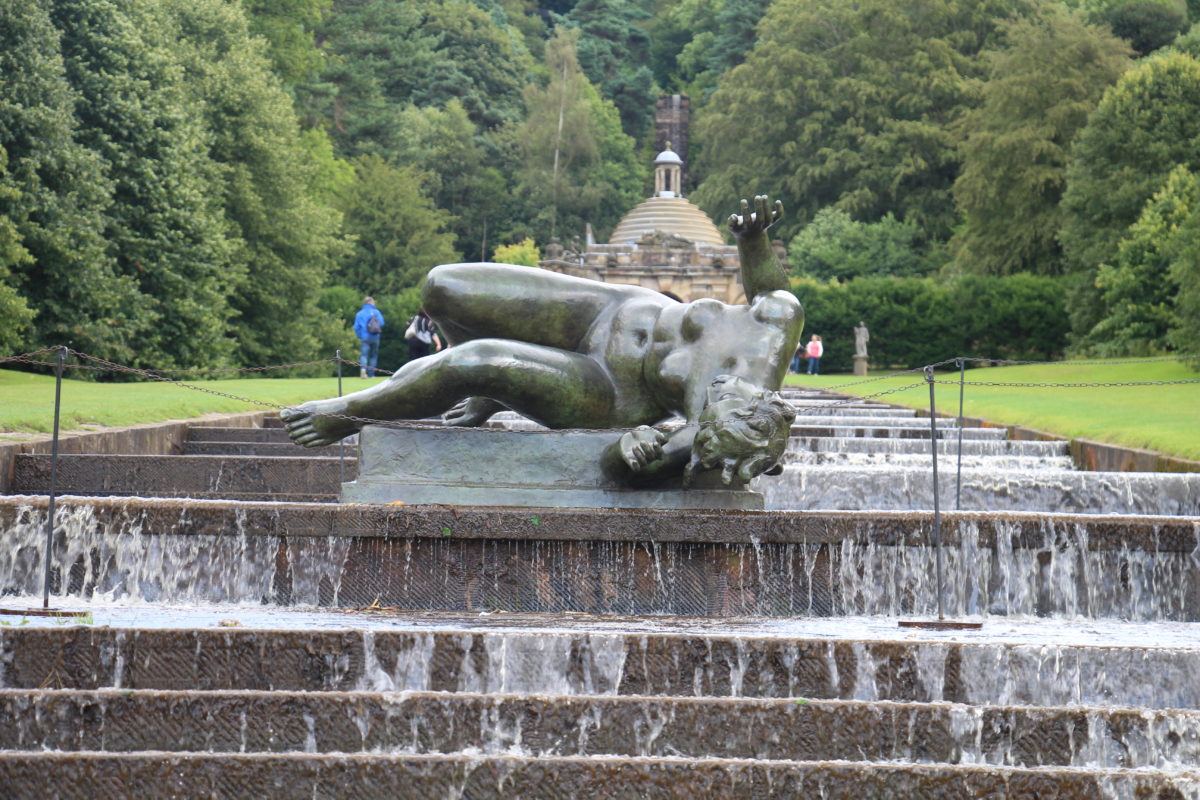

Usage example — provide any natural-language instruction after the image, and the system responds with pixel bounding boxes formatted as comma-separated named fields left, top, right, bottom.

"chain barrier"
left=67, top=350, right=286, bottom=410
left=2, top=345, right=1196, bottom=438
left=333, top=355, right=395, bottom=376
left=0, top=348, right=58, bottom=365
left=951, top=354, right=1200, bottom=367
left=929, top=377, right=1200, bottom=388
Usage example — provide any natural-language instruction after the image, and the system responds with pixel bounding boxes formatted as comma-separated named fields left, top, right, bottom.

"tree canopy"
left=3, top=0, right=1199, bottom=369
left=952, top=8, right=1131, bottom=276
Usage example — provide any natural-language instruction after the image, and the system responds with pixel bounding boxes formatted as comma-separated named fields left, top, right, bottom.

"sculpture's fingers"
left=757, top=195, right=773, bottom=226
left=773, top=199, right=783, bottom=223
left=621, top=436, right=641, bottom=470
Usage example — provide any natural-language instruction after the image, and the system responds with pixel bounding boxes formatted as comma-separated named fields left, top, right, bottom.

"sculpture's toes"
left=443, top=397, right=495, bottom=427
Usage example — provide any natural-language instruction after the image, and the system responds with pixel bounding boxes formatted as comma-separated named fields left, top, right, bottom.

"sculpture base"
left=853, top=355, right=869, bottom=376
left=341, top=425, right=764, bottom=510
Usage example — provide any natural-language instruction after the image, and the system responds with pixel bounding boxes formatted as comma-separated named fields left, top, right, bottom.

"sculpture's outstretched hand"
left=727, top=195, right=782, bottom=238
left=617, top=425, right=668, bottom=473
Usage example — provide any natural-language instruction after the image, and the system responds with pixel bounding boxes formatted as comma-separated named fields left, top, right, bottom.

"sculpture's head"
left=686, top=375, right=796, bottom=486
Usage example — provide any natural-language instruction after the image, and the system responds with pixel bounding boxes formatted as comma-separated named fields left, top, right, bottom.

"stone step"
left=786, top=437, right=1069, bottom=457
left=760, top=464, right=1200, bottom=516
left=3, top=689, right=1196, bottom=769
left=4, top=625, right=1199, bottom=710
left=781, top=451, right=1075, bottom=471
left=786, top=406, right=918, bottom=417
left=1, top=752, right=1196, bottom=800
left=184, top=441, right=350, bottom=457
left=790, top=415, right=964, bottom=428
left=2, top=497, right=1196, bottom=618
left=11, top=454, right=349, bottom=500
left=789, top=425, right=1006, bottom=440
left=186, top=426, right=295, bottom=443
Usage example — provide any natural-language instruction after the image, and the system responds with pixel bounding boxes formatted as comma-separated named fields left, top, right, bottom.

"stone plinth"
left=341, top=425, right=763, bottom=510
left=853, top=355, right=868, bottom=376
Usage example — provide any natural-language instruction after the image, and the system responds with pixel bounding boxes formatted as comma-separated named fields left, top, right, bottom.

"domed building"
left=540, top=146, right=749, bottom=304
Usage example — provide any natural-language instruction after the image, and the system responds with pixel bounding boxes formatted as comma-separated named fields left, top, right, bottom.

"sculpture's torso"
left=582, top=289, right=803, bottom=425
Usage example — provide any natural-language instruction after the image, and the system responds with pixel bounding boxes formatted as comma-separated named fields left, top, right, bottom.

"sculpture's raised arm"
left=728, top=195, right=788, bottom=301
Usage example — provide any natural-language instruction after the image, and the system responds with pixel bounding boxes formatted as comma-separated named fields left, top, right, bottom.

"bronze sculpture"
left=282, top=196, right=804, bottom=487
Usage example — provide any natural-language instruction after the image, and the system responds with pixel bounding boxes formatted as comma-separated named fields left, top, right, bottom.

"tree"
left=1103, top=1, right=1188, bottom=56
left=1079, top=166, right=1198, bottom=355
left=513, top=28, right=645, bottom=244
left=788, top=208, right=933, bottom=281
left=493, top=237, right=541, bottom=266
left=557, top=0, right=657, bottom=137
left=335, top=155, right=460, bottom=295
left=1060, top=51, right=1200, bottom=274
left=0, top=147, right=35, bottom=355
left=693, top=0, right=1039, bottom=245
left=47, top=0, right=239, bottom=370
left=951, top=8, right=1131, bottom=276
left=0, top=1, right=145, bottom=360
left=238, top=0, right=332, bottom=87
left=162, top=0, right=347, bottom=367
left=309, top=0, right=534, bottom=155
left=392, top=101, right=516, bottom=261
left=650, top=0, right=769, bottom=101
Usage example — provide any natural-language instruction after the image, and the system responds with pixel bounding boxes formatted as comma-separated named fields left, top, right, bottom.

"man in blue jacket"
left=354, top=296, right=385, bottom=377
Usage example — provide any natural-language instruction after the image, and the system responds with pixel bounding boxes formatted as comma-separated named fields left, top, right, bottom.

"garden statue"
left=282, top=196, right=804, bottom=487
left=854, top=321, right=870, bottom=358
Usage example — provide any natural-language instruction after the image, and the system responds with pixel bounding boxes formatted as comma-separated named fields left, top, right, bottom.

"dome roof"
left=608, top=196, right=726, bottom=246
left=653, top=148, right=683, bottom=166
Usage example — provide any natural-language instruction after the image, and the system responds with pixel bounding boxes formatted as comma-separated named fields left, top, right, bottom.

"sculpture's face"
left=690, top=376, right=794, bottom=485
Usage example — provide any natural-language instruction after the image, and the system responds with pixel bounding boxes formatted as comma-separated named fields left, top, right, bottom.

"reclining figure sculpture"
left=282, top=195, right=804, bottom=488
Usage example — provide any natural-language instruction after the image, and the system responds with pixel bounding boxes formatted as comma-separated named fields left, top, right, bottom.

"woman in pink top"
left=805, top=335, right=823, bottom=375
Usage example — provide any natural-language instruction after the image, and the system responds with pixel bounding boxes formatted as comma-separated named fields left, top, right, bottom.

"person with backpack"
left=403, top=308, right=442, bottom=362
left=354, top=296, right=385, bottom=377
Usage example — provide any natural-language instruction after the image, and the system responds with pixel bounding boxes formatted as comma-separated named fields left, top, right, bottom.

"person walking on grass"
left=805, top=334, right=823, bottom=375
left=354, top=296, right=385, bottom=377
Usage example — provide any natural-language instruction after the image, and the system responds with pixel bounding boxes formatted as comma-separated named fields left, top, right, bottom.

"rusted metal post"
left=924, top=365, right=945, bottom=620
left=42, top=346, right=65, bottom=608
left=955, top=358, right=965, bottom=511
left=336, top=349, right=345, bottom=485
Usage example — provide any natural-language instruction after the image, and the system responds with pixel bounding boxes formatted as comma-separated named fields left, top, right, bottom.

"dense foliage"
left=792, top=274, right=1071, bottom=373
left=2, top=0, right=1198, bottom=372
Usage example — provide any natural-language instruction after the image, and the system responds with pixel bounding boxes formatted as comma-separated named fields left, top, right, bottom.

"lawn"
left=0, top=367, right=384, bottom=439
left=785, top=358, right=1200, bottom=461
left=2, top=359, right=1197, bottom=461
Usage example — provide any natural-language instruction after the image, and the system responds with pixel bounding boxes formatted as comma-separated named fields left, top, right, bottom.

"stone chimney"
left=655, top=94, right=689, bottom=190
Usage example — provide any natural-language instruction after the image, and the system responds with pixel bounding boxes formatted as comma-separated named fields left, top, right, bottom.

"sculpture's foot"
left=281, top=399, right=361, bottom=447
left=443, top=397, right=504, bottom=427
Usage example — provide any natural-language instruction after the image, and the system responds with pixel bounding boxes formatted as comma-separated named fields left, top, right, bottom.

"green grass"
left=0, top=368, right=385, bottom=439
left=3, top=359, right=1198, bottom=461
left=785, top=359, right=1200, bottom=461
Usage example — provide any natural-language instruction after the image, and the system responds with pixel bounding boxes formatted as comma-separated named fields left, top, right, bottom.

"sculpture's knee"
left=440, top=339, right=513, bottom=369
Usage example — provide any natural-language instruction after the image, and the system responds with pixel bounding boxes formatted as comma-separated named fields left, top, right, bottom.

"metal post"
left=336, top=349, right=345, bottom=485
left=924, top=365, right=945, bottom=621
left=955, top=358, right=965, bottom=511
left=41, top=346, right=65, bottom=609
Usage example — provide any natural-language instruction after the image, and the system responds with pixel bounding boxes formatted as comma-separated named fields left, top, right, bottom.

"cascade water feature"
left=2, top=499, right=1197, bottom=622
left=756, top=390, right=1200, bottom=516
left=1, top=388, right=1198, bottom=797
